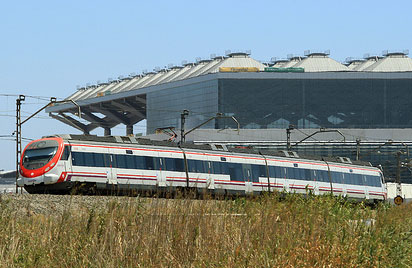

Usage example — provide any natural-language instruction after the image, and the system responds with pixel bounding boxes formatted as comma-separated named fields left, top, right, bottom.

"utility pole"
left=394, top=151, right=404, bottom=205
left=286, top=125, right=295, bottom=151
left=15, top=95, right=25, bottom=193
left=15, top=96, right=81, bottom=194
left=356, top=138, right=361, bottom=161
left=180, top=109, right=189, bottom=144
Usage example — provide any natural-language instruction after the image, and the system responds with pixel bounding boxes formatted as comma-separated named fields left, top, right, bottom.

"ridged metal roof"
left=207, top=53, right=265, bottom=72
left=68, top=51, right=412, bottom=101
left=292, top=53, right=349, bottom=72
left=272, top=59, right=288, bottom=67
left=282, top=57, right=304, bottom=68
left=346, top=59, right=365, bottom=70
left=161, top=63, right=194, bottom=83
left=173, top=60, right=210, bottom=80
left=352, top=56, right=381, bottom=71
left=364, top=53, right=412, bottom=72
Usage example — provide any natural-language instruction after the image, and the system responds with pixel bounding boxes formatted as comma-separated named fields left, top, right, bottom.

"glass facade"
left=147, top=79, right=219, bottom=133
left=218, top=78, right=412, bottom=129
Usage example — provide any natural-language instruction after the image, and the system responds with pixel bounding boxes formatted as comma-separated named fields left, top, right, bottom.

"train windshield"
left=22, top=140, right=59, bottom=170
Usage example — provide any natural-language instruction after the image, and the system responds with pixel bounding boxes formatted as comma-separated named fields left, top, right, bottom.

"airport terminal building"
left=46, top=50, right=412, bottom=182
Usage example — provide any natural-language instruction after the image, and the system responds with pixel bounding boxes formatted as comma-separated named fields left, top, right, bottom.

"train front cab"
left=18, top=137, right=69, bottom=192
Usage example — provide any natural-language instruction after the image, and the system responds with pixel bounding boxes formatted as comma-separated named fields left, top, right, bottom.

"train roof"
left=45, top=134, right=374, bottom=168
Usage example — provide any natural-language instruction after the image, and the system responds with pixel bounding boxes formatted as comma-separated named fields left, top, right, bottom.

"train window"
left=84, top=152, right=95, bottom=167
left=86, top=153, right=93, bottom=166
left=304, top=169, right=312, bottom=181
left=310, top=170, right=317, bottom=181
left=71, top=152, right=95, bottom=167
left=354, top=173, right=361, bottom=185
left=287, top=168, right=294, bottom=179
left=228, top=163, right=244, bottom=181
left=286, top=167, right=293, bottom=179
left=331, top=172, right=343, bottom=184
left=331, top=172, right=337, bottom=183
left=94, top=153, right=106, bottom=167
left=279, top=167, right=286, bottom=178
left=221, top=162, right=229, bottom=175
left=269, top=166, right=286, bottom=178
left=345, top=173, right=353, bottom=185
left=250, top=165, right=264, bottom=182
left=195, top=160, right=205, bottom=173
left=365, top=175, right=381, bottom=187
left=268, top=166, right=275, bottom=177
left=259, top=165, right=267, bottom=177
left=132, top=155, right=155, bottom=170
left=145, top=156, right=156, bottom=170
left=126, top=150, right=133, bottom=155
left=212, top=162, right=222, bottom=174
left=133, top=156, right=144, bottom=169
left=298, top=169, right=306, bottom=180
left=362, top=175, right=368, bottom=186
left=251, top=164, right=266, bottom=179
left=350, top=174, right=363, bottom=185
left=374, top=176, right=380, bottom=187
left=188, top=159, right=206, bottom=173
left=164, top=158, right=174, bottom=171
left=125, top=155, right=135, bottom=169
left=71, top=152, right=84, bottom=166
left=212, top=161, right=228, bottom=175
left=317, top=170, right=329, bottom=182
left=348, top=174, right=355, bottom=185
left=165, top=158, right=185, bottom=172
left=115, top=155, right=127, bottom=169
left=341, top=173, right=348, bottom=184
left=177, top=158, right=185, bottom=172
left=365, top=175, right=373, bottom=187
left=60, top=146, right=71, bottom=160
left=289, top=168, right=297, bottom=180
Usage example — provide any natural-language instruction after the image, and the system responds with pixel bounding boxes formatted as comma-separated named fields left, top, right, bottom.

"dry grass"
left=0, top=193, right=411, bottom=267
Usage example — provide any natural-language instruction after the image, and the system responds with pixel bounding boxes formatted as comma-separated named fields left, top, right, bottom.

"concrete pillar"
left=104, top=127, right=111, bottom=136
left=126, top=125, right=133, bottom=136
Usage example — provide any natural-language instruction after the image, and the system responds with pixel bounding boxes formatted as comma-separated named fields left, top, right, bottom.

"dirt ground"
left=0, top=193, right=139, bottom=216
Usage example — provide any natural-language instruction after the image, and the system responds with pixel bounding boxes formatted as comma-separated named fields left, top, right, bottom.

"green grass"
left=0, top=194, right=411, bottom=267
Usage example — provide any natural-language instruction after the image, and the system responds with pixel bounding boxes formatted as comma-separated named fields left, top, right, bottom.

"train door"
left=106, top=153, right=117, bottom=185
left=311, top=170, right=320, bottom=195
left=206, top=161, right=215, bottom=191
left=58, top=144, right=72, bottom=179
left=363, top=175, right=370, bottom=199
left=242, top=164, right=253, bottom=194
left=156, top=157, right=166, bottom=187
left=341, top=173, right=348, bottom=198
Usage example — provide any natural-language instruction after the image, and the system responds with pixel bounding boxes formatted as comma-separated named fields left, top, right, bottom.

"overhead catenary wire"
left=0, top=94, right=64, bottom=101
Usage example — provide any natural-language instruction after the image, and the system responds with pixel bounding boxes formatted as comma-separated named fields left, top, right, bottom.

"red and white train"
left=18, top=134, right=387, bottom=202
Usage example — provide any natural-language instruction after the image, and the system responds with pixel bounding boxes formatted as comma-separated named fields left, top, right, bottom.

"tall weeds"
left=0, top=194, right=411, bottom=267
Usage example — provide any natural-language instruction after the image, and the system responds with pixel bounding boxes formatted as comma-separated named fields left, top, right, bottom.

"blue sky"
left=1, top=0, right=411, bottom=170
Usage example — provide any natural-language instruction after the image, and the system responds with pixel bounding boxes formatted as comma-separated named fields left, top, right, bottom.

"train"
left=17, top=134, right=387, bottom=202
